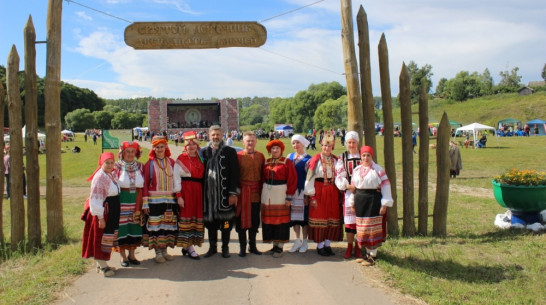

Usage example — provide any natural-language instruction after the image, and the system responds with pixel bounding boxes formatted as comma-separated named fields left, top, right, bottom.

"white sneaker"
left=299, top=239, right=308, bottom=253
left=289, top=239, right=302, bottom=253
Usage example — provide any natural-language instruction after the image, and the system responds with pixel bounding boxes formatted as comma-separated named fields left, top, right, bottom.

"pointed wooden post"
left=378, top=34, right=398, bottom=236
left=399, top=62, right=415, bottom=237
left=0, top=82, right=5, bottom=243
left=356, top=6, right=377, bottom=156
left=417, top=81, right=429, bottom=236
left=45, top=0, right=64, bottom=243
left=340, top=0, right=363, bottom=140
left=433, top=112, right=451, bottom=236
left=7, top=45, right=26, bottom=251
left=25, top=15, right=42, bottom=249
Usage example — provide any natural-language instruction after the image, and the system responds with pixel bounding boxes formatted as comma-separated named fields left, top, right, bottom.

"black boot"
left=221, top=229, right=231, bottom=258
left=238, top=231, right=247, bottom=257
left=204, top=228, right=218, bottom=258
left=248, top=230, right=262, bottom=255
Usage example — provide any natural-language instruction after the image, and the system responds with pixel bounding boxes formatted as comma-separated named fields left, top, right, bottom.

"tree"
left=542, top=63, right=546, bottom=81
left=288, top=82, right=346, bottom=132
left=480, top=68, right=494, bottom=96
left=313, top=96, right=347, bottom=130
left=240, top=104, right=267, bottom=126
left=406, top=61, right=433, bottom=103
left=64, top=108, right=96, bottom=131
left=435, top=78, right=448, bottom=98
left=498, top=67, right=522, bottom=88
left=111, top=112, right=143, bottom=129
left=94, top=110, right=114, bottom=129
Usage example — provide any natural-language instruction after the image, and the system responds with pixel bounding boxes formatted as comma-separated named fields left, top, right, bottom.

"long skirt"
left=354, top=189, right=386, bottom=250
left=142, top=194, right=178, bottom=249
left=261, top=184, right=291, bottom=243
left=290, top=190, right=309, bottom=227
left=308, top=181, right=342, bottom=243
left=176, top=179, right=204, bottom=248
left=82, top=195, right=120, bottom=260
left=114, top=188, right=143, bottom=251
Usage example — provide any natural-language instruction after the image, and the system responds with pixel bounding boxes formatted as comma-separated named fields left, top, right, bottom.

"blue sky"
left=1, top=0, right=545, bottom=100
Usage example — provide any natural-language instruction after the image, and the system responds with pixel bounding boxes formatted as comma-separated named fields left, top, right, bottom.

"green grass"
left=392, top=91, right=546, bottom=127
left=1, top=119, right=546, bottom=304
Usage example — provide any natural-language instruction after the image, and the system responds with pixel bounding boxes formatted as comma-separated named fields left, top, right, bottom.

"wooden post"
left=356, top=6, right=377, bottom=156
left=378, top=34, right=398, bottom=236
left=417, top=81, right=429, bottom=236
left=7, top=45, right=26, bottom=251
left=45, top=0, right=64, bottom=243
left=399, top=62, right=415, bottom=237
left=0, top=82, right=5, bottom=243
left=340, top=0, right=363, bottom=140
left=433, top=112, right=450, bottom=236
left=25, top=15, right=42, bottom=249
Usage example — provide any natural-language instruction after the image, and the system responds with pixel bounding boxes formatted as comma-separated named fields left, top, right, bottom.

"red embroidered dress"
left=304, top=154, right=343, bottom=243
left=173, top=153, right=205, bottom=248
left=261, top=157, right=297, bottom=243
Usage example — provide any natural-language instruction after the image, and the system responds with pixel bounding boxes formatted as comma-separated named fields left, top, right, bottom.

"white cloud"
left=76, top=11, right=93, bottom=21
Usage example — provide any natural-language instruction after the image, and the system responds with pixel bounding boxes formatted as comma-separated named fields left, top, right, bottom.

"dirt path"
left=56, top=233, right=421, bottom=305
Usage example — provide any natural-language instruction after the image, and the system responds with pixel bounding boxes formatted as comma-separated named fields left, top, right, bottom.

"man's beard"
left=211, top=139, right=222, bottom=148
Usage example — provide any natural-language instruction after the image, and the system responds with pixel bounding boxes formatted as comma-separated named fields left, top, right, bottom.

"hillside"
left=391, top=91, right=546, bottom=126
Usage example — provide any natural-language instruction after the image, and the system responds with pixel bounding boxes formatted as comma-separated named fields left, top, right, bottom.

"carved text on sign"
left=124, top=22, right=267, bottom=49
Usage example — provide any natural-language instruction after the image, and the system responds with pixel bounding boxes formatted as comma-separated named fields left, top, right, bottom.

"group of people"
left=81, top=125, right=393, bottom=277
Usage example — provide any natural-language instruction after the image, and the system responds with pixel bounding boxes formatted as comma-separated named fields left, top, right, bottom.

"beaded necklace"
left=320, top=153, right=333, bottom=186
left=121, top=160, right=138, bottom=193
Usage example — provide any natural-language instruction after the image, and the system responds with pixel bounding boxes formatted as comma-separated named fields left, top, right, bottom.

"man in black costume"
left=201, top=125, right=240, bottom=258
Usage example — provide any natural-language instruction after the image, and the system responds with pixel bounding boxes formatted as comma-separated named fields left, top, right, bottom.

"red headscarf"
left=360, top=145, right=374, bottom=158
left=118, top=141, right=141, bottom=160
left=266, top=139, right=285, bottom=154
left=149, top=135, right=171, bottom=159
left=87, top=152, right=115, bottom=181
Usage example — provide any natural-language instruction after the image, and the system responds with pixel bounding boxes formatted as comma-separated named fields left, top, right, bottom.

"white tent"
left=454, top=122, right=498, bottom=149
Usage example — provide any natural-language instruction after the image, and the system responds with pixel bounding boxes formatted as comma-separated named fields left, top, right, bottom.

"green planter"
left=492, top=180, right=546, bottom=212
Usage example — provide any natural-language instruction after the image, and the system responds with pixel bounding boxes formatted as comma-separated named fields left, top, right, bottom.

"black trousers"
left=205, top=219, right=233, bottom=249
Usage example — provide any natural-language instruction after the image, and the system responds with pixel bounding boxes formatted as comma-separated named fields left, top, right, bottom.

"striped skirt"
left=142, top=192, right=178, bottom=249
left=114, top=189, right=143, bottom=251
left=354, top=189, right=386, bottom=249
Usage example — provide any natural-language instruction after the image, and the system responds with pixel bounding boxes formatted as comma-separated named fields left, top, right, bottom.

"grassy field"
left=391, top=91, right=546, bottom=127
left=1, top=125, right=545, bottom=304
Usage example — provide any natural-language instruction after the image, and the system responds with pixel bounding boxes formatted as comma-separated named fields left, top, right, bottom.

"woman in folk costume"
left=347, top=146, right=393, bottom=266
left=81, top=152, right=120, bottom=277
left=287, top=134, right=312, bottom=253
left=173, top=131, right=205, bottom=260
left=261, top=139, right=297, bottom=258
left=334, top=131, right=362, bottom=259
left=113, top=141, right=144, bottom=267
left=304, top=131, right=342, bottom=256
left=142, top=135, right=179, bottom=263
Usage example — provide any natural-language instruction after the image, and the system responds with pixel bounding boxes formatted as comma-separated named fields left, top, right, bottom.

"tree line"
left=3, top=61, right=544, bottom=133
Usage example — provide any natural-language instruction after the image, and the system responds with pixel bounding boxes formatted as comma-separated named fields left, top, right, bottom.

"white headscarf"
left=345, top=131, right=359, bottom=142
left=291, top=134, right=310, bottom=148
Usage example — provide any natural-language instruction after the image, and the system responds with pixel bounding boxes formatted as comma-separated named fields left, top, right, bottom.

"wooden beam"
left=25, top=15, right=42, bottom=249
left=378, top=33, right=398, bottom=236
left=339, top=0, right=363, bottom=139
left=45, top=0, right=64, bottom=243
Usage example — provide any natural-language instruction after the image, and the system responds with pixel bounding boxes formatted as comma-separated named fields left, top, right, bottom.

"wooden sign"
left=124, top=21, right=267, bottom=49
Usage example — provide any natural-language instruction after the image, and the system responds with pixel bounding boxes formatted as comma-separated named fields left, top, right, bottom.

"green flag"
left=102, top=130, right=119, bottom=149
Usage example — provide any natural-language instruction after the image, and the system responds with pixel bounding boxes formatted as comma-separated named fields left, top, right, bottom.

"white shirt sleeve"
left=335, top=157, right=348, bottom=191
